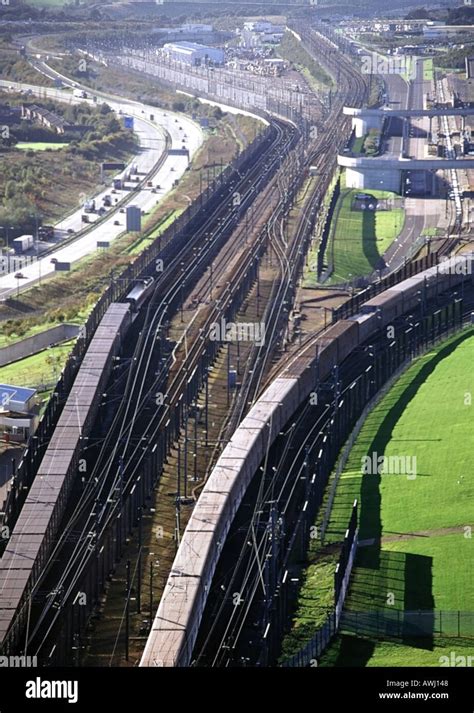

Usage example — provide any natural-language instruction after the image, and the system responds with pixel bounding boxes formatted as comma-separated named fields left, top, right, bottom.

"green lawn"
left=281, top=329, right=474, bottom=664
left=423, top=58, right=434, bottom=82
left=321, top=634, right=474, bottom=667
left=16, top=142, right=69, bottom=151
left=352, top=137, right=364, bottom=154
left=304, top=187, right=404, bottom=287
left=0, top=340, right=74, bottom=390
left=421, top=227, right=438, bottom=237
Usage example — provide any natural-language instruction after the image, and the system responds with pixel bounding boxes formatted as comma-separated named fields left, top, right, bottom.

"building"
left=21, top=104, right=70, bottom=135
left=262, top=32, right=284, bottom=44
left=163, top=41, right=225, bottom=66
left=448, top=73, right=474, bottom=107
left=20, top=104, right=91, bottom=137
left=240, top=30, right=261, bottom=49
left=422, top=22, right=474, bottom=39
left=181, top=24, right=213, bottom=34
left=239, top=21, right=284, bottom=48
left=0, top=384, right=38, bottom=443
left=243, top=20, right=285, bottom=33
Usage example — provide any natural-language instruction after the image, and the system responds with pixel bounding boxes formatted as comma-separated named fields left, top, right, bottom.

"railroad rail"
left=140, top=251, right=474, bottom=667
left=0, top=115, right=299, bottom=660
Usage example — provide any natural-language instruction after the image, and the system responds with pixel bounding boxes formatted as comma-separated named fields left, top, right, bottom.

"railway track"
left=12, top=116, right=301, bottom=661
left=142, top=23, right=474, bottom=665
left=2, top=22, right=374, bottom=664
left=192, top=287, right=474, bottom=668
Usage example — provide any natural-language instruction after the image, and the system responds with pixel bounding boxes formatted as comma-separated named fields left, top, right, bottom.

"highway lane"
left=0, top=77, right=203, bottom=299
left=383, top=72, right=409, bottom=157
left=381, top=58, right=436, bottom=272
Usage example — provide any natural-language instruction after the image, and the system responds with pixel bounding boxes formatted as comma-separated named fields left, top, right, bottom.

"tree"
left=405, top=8, right=432, bottom=20
left=5, top=180, right=16, bottom=200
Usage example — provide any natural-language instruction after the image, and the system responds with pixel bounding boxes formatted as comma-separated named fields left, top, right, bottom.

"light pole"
left=0, top=225, right=14, bottom=253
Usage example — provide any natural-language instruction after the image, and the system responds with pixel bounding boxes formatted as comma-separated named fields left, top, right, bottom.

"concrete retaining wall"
left=0, top=324, right=79, bottom=368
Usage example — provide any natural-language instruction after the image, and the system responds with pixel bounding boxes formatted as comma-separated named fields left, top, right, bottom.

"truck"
left=73, top=88, right=88, bottom=99
left=13, top=235, right=34, bottom=253
left=103, top=194, right=112, bottom=207
left=113, top=178, right=123, bottom=190
left=38, top=224, right=54, bottom=240
left=84, top=199, right=96, bottom=213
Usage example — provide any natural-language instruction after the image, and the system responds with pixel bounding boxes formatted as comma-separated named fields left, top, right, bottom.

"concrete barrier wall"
left=0, top=324, right=79, bottom=368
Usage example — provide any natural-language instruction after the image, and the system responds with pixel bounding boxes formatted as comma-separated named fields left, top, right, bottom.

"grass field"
left=423, top=58, right=435, bottom=82
left=0, top=321, right=60, bottom=348
left=321, top=634, right=474, bottom=667
left=304, top=187, right=404, bottom=287
left=282, top=329, right=474, bottom=664
left=16, top=142, right=69, bottom=151
left=126, top=209, right=183, bottom=256
left=0, top=340, right=74, bottom=391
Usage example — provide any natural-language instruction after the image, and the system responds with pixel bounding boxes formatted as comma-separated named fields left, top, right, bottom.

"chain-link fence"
left=341, top=610, right=474, bottom=639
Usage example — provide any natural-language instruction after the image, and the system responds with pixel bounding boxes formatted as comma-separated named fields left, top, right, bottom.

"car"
left=67, top=228, right=75, bottom=234
left=170, top=167, right=175, bottom=172
left=156, top=184, right=161, bottom=189
left=14, top=272, right=25, bottom=279
left=50, top=258, right=58, bottom=264
left=114, top=220, right=120, bottom=225
left=119, top=208, right=125, bottom=213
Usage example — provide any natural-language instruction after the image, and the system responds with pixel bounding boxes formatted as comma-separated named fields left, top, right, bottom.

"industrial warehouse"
left=162, top=41, right=225, bottom=66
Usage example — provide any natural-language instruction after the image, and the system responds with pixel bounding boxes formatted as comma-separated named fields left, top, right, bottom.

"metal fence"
left=341, top=610, right=474, bottom=640
left=279, top=313, right=472, bottom=667
left=281, top=614, right=336, bottom=668
left=282, top=502, right=358, bottom=668
left=0, top=123, right=275, bottom=532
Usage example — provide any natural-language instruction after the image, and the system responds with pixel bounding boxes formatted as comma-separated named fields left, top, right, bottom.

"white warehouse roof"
left=164, top=41, right=218, bottom=53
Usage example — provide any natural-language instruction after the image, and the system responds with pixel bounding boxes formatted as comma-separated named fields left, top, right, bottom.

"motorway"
left=0, top=73, right=204, bottom=299
left=377, top=58, right=440, bottom=273
left=383, top=72, right=408, bottom=158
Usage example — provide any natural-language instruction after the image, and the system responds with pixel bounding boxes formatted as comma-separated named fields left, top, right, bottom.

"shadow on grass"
left=327, top=333, right=474, bottom=664
left=360, top=329, right=473, bottom=549
left=339, top=550, right=434, bottom=662
left=361, top=208, right=386, bottom=272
